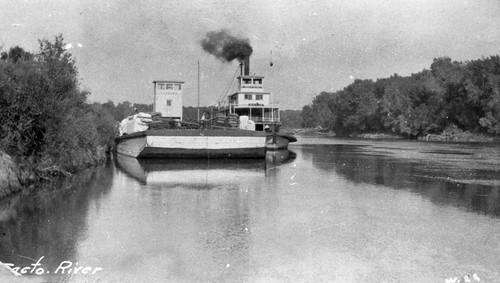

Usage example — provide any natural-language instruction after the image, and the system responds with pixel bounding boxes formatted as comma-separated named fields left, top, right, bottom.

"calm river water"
left=1, top=137, right=499, bottom=282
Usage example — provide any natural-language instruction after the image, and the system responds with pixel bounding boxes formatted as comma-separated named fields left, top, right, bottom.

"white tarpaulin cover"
left=119, top=113, right=152, bottom=135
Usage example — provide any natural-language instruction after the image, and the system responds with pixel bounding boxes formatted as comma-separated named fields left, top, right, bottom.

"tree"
left=311, top=91, right=336, bottom=130
left=1, top=46, right=33, bottom=63
left=340, top=79, right=380, bottom=134
left=1, top=35, right=116, bottom=172
left=464, top=56, right=500, bottom=134
left=300, top=105, right=317, bottom=128
left=280, top=110, right=303, bottom=129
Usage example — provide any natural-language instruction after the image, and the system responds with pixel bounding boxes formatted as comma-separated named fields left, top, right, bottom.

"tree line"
left=301, top=56, right=500, bottom=138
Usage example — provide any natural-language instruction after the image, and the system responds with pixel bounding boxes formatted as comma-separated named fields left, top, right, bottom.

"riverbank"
left=0, top=152, right=36, bottom=199
left=356, top=132, right=496, bottom=142
left=290, top=128, right=402, bottom=139
left=290, top=128, right=499, bottom=143
left=288, top=127, right=336, bottom=136
left=0, top=147, right=108, bottom=200
left=416, top=131, right=496, bottom=143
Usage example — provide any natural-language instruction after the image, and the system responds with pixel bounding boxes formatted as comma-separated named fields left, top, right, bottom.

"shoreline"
left=0, top=148, right=108, bottom=200
left=287, top=128, right=499, bottom=143
left=0, top=152, right=37, bottom=199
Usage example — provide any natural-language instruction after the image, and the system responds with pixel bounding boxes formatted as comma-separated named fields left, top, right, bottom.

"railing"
left=240, top=84, right=263, bottom=89
left=228, top=102, right=280, bottom=107
left=251, top=117, right=280, bottom=122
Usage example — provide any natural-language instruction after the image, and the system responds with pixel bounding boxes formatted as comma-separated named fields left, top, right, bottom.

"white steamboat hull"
left=116, top=129, right=267, bottom=158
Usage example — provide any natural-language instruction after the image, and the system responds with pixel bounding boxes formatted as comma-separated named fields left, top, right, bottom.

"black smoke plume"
left=200, top=29, right=253, bottom=62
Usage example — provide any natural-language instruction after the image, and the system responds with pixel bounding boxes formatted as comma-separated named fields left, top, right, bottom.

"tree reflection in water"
left=0, top=160, right=114, bottom=281
left=302, top=144, right=500, bottom=217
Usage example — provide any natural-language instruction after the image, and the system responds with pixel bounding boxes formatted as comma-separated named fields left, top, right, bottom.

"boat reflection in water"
left=115, top=149, right=296, bottom=187
left=266, top=149, right=296, bottom=166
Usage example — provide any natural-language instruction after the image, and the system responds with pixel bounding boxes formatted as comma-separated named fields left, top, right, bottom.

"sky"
left=1, top=0, right=500, bottom=110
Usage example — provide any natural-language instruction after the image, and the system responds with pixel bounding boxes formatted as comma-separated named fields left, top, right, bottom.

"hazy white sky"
left=1, top=0, right=500, bottom=109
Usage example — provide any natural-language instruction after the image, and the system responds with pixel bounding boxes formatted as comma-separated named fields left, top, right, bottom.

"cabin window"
left=167, top=99, right=172, bottom=106
left=256, top=95, right=263, bottom=100
left=244, top=94, right=252, bottom=100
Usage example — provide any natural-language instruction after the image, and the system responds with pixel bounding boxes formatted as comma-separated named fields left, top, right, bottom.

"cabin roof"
left=153, top=80, right=185, bottom=84
left=230, top=92, right=271, bottom=96
left=238, top=75, right=264, bottom=79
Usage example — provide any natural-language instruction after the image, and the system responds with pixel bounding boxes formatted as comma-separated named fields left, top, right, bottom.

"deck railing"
left=250, top=117, right=280, bottom=122
left=228, top=102, right=280, bottom=107
left=213, top=103, right=281, bottom=123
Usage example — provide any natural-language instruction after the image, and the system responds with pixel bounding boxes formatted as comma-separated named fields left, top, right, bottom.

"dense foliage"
left=301, top=56, right=500, bottom=138
left=279, top=110, right=302, bottom=129
left=0, top=35, right=116, bottom=173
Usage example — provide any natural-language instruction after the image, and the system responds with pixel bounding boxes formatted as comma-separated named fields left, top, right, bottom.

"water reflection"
left=266, top=149, right=296, bottom=166
left=95, top=150, right=297, bottom=282
left=0, top=160, right=114, bottom=281
left=1, top=140, right=500, bottom=282
left=114, top=150, right=296, bottom=187
left=302, top=144, right=500, bottom=217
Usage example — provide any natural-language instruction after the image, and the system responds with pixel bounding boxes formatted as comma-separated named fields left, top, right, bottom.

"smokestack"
left=244, top=55, right=250, bottom=76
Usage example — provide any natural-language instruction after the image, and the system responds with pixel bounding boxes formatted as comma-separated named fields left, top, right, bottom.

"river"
left=0, top=137, right=499, bottom=282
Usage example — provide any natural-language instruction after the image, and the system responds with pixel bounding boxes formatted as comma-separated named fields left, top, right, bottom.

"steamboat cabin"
left=218, top=56, right=280, bottom=132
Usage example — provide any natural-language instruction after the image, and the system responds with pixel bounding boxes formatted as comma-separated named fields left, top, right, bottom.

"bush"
left=0, top=35, right=116, bottom=174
